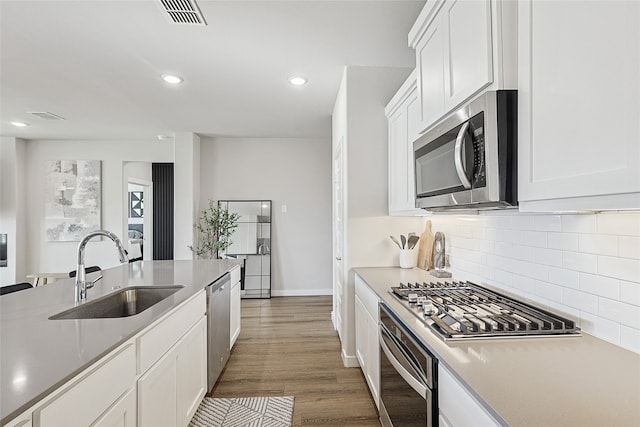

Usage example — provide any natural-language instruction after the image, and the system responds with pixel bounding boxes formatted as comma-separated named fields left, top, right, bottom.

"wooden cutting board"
left=416, top=220, right=435, bottom=271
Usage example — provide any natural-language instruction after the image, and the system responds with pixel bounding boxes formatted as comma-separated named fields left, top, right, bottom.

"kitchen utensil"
left=400, top=235, right=407, bottom=249
left=432, top=232, right=452, bottom=278
left=407, top=235, right=419, bottom=250
left=389, top=235, right=401, bottom=249
left=416, top=220, right=435, bottom=271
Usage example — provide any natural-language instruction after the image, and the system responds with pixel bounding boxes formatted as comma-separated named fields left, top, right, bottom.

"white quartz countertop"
left=354, top=267, right=640, bottom=427
left=0, top=259, right=240, bottom=424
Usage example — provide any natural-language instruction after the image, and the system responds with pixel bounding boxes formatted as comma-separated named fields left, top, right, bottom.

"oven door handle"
left=454, top=121, right=472, bottom=189
left=380, top=329, right=427, bottom=399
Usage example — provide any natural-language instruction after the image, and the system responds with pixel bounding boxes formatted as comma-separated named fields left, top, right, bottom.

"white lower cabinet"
left=177, top=317, right=207, bottom=426
left=138, top=315, right=207, bottom=427
left=36, top=343, right=136, bottom=427
left=6, top=289, right=211, bottom=427
left=138, top=347, right=178, bottom=427
left=92, top=388, right=136, bottom=427
left=354, top=275, right=380, bottom=409
left=230, top=266, right=241, bottom=349
left=438, top=364, right=500, bottom=427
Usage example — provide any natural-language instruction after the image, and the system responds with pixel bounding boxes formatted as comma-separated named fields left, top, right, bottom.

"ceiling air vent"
left=157, top=0, right=207, bottom=25
left=29, top=112, right=66, bottom=121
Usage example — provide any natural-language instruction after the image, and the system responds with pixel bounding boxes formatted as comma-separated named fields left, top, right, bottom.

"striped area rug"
left=189, top=396, right=294, bottom=427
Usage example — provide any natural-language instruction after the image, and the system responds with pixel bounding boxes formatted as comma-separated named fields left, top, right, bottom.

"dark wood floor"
left=209, top=296, right=380, bottom=426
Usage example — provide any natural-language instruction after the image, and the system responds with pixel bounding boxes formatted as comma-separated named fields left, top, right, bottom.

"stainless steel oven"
left=379, top=303, right=437, bottom=427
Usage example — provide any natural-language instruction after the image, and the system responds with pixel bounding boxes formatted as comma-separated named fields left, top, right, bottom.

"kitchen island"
left=0, top=259, right=240, bottom=425
left=355, top=267, right=640, bottom=427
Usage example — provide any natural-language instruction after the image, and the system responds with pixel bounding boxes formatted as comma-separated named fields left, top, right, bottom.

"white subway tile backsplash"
left=620, top=281, right=640, bottom=306
left=598, top=256, right=640, bottom=283
left=563, top=251, right=598, bottom=274
left=548, top=267, right=580, bottom=289
left=521, top=231, right=547, bottom=248
left=561, top=214, right=597, bottom=234
left=618, top=236, right=640, bottom=259
left=510, top=274, right=538, bottom=294
left=493, top=268, right=513, bottom=287
left=597, top=213, right=640, bottom=236
left=512, top=244, right=536, bottom=262
left=579, top=312, right=620, bottom=345
left=536, top=282, right=563, bottom=302
left=579, top=273, right=619, bottom=299
left=534, top=215, right=562, bottom=232
left=578, top=234, right=618, bottom=256
left=534, top=248, right=563, bottom=267
left=478, top=239, right=494, bottom=254
left=620, top=326, right=640, bottom=353
left=599, top=298, right=640, bottom=329
left=548, top=232, right=579, bottom=251
left=511, top=215, right=535, bottom=230
left=562, top=289, right=598, bottom=314
left=442, top=211, right=640, bottom=353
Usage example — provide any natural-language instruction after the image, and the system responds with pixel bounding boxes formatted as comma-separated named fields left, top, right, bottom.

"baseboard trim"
left=271, top=289, right=333, bottom=297
left=341, top=349, right=360, bottom=368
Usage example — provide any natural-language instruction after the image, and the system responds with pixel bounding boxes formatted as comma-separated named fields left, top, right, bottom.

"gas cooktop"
left=391, top=280, right=581, bottom=341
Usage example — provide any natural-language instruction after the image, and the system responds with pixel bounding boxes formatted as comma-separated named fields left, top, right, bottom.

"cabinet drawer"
left=355, top=275, right=379, bottom=319
left=36, top=344, right=135, bottom=427
left=137, top=291, right=205, bottom=374
left=230, top=266, right=240, bottom=285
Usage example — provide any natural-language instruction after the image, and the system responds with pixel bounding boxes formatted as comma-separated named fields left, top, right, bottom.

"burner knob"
left=423, top=300, right=437, bottom=315
left=408, top=293, right=418, bottom=304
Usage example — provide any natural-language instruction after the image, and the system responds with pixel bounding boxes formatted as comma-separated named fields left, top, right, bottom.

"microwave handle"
left=454, top=122, right=472, bottom=189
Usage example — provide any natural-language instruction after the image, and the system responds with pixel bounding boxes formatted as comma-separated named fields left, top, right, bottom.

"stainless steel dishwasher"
left=207, top=272, right=231, bottom=391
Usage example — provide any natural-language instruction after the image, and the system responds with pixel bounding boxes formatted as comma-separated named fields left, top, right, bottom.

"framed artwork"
left=44, top=160, right=101, bottom=241
left=129, top=191, right=144, bottom=218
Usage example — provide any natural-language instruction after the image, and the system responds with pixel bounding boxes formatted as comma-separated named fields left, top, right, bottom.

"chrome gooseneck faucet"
left=75, top=230, right=128, bottom=303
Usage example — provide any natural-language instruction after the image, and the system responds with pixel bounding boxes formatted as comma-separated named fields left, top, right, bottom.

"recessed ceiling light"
left=157, top=134, right=173, bottom=141
left=288, top=76, right=308, bottom=86
left=161, top=74, right=183, bottom=85
left=11, top=121, right=28, bottom=127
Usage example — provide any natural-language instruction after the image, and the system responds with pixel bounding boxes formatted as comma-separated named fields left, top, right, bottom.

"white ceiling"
left=0, top=0, right=424, bottom=141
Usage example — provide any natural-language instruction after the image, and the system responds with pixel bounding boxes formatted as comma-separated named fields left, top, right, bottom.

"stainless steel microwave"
left=414, top=90, right=518, bottom=211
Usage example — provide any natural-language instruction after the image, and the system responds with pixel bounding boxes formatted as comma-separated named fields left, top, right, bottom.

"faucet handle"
left=86, top=275, right=103, bottom=289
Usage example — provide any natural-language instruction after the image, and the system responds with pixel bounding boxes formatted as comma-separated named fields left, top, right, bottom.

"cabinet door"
left=92, top=388, right=136, bottom=427
left=518, top=0, right=640, bottom=210
left=443, top=0, right=493, bottom=110
left=416, top=22, right=446, bottom=130
left=38, top=344, right=135, bottom=427
left=354, top=294, right=367, bottom=368
left=388, top=107, right=410, bottom=214
left=230, top=280, right=241, bottom=348
left=138, top=348, right=178, bottom=427
left=365, top=309, right=380, bottom=408
left=439, top=364, right=500, bottom=427
left=177, top=317, right=207, bottom=427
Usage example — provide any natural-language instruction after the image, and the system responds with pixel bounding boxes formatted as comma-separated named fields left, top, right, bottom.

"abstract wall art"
left=45, top=160, right=101, bottom=241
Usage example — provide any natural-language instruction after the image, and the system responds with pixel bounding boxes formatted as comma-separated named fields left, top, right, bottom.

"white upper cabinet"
left=386, top=70, right=425, bottom=216
left=409, top=0, right=516, bottom=134
left=518, top=0, right=640, bottom=211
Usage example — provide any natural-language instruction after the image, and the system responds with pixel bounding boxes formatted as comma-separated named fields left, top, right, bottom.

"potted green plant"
left=189, top=200, right=240, bottom=259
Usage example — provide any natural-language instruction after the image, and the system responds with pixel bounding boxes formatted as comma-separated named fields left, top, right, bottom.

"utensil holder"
left=399, top=249, right=416, bottom=269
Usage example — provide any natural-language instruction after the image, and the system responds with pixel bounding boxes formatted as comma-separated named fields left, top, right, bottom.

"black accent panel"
left=152, top=163, right=174, bottom=260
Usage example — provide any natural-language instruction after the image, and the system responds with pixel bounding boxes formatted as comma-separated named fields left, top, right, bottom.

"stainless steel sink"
left=49, top=286, right=184, bottom=320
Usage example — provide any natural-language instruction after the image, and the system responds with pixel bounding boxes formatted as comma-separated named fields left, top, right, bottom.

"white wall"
left=199, top=136, right=332, bottom=296
left=429, top=211, right=640, bottom=354
left=0, top=137, right=27, bottom=285
left=333, top=66, right=426, bottom=366
left=174, top=132, right=200, bottom=260
left=21, top=139, right=173, bottom=281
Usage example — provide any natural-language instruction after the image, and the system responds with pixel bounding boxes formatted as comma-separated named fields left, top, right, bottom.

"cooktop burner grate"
left=391, top=280, right=580, bottom=340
